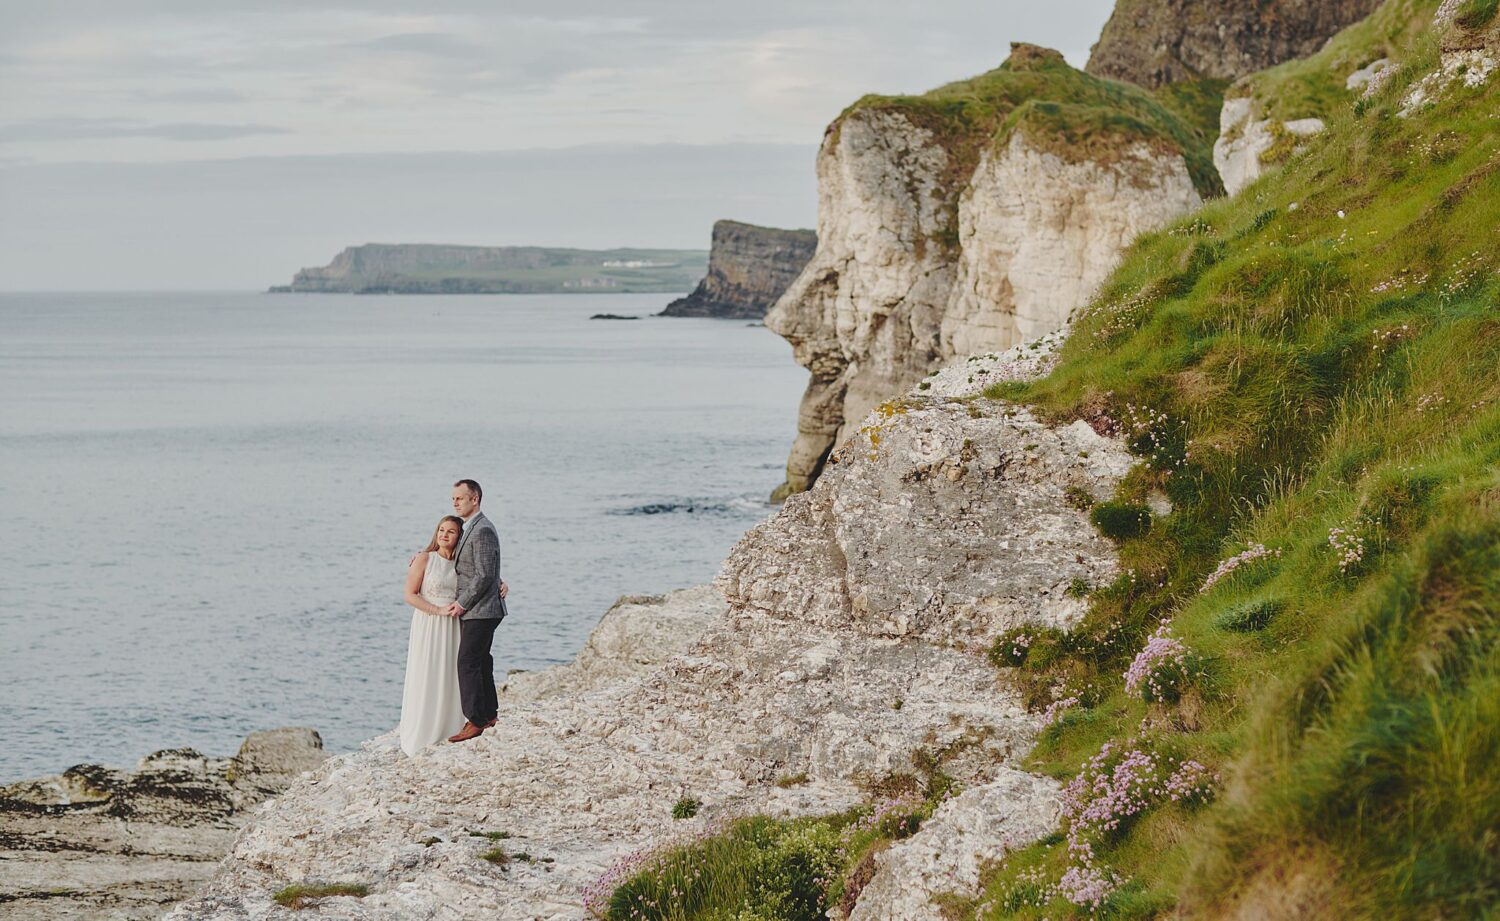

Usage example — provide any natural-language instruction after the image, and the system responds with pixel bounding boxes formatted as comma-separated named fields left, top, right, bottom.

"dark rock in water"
left=589, top=313, right=641, bottom=320
left=661, top=220, right=816, bottom=319
left=1087, top=0, right=1383, bottom=88
left=0, top=727, right=326, bottom=921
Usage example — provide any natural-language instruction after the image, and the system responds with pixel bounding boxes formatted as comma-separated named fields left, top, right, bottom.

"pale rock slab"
left=1214, top=97, right=1327, bottom=196
left=847, top=768, right=1062, bottom=921
left=500, top=586, right=725, bottom=701
left=1346, top=57, right=1392, bottom=90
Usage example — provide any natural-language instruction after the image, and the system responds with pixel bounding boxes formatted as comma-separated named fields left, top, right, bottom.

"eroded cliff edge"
left=660, top=221, right=816, bottom=319
left=765, top=44, right=1210, bottom=501
left=164, top=333, right=1133, bottom=920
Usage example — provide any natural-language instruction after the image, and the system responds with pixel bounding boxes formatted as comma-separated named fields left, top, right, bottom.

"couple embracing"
left=398, top=479, right=510, bottom=756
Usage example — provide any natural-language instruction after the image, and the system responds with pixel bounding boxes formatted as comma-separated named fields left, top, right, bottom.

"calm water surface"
left=0, top=292, right=804, bottom=782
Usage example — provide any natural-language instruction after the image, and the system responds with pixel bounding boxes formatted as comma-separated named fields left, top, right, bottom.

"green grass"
left=603, top=816, right=845, bottom=921
left=672, top=796, right=702, bottom=820
left=1455, top=0, right=1500, bottom=29
left=1090, top=501, right=1153, bottom=540
left=271, top=883, right=369, bottom=909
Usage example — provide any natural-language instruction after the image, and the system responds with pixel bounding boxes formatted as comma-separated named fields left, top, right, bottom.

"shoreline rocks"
left=0, top=728, right=326, bottom=921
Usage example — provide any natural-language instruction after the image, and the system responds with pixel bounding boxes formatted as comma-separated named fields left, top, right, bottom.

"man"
left=444, top=479, right=508, bottom=742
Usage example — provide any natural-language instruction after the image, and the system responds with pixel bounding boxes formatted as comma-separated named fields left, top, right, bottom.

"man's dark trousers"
left=458, top=618, right=500, bottom=726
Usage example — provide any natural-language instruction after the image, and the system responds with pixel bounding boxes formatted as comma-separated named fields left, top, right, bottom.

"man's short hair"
left=454, top=479, right=482, bottom=502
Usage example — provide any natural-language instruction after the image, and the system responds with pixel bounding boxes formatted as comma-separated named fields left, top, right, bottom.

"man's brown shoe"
left=484, top=718, right=497, bottom=729
left=448, top=722, right=483, bottom=743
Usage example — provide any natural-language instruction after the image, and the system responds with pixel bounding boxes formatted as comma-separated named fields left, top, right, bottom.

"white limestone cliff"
left=766, top=98, right=1198, bottom=500
left=163, top=332, right=1134, bottom=920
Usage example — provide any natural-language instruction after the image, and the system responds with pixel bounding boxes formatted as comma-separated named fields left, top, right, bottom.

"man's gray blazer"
left=455, top=511, right=507, bottom=621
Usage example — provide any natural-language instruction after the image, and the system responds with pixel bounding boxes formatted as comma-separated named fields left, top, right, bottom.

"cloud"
left=0, top=142, right=819, bottom=290
left=0, top=118, right=290, bottom=143
left=0, top=2, right=1118, bottom=166
left=132, top=87, right=249, bottom=104
left=354, top=31, right=488, bottom=57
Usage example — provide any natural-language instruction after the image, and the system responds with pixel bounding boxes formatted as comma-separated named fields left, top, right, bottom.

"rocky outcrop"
left=1086, top=0, right=1383, bottom=88
left=162, top=332, right=1135, bottom=920
left=659, top=221, right=816, bottom=319
left=1402, top=0, right=1500, bottom=113
left=847, top=767, right=1062, bottom=921
left=766, top=45, right=1203, bottom=500
left=270, top=244, right=707, bottom=294
left=499, top=587, right=725, bottom=701
left=0, top=729, right=325, bottom=921
left=1211, top=0, right=1448, bottom=195
left=1213, top=101, right=1326, bottom=196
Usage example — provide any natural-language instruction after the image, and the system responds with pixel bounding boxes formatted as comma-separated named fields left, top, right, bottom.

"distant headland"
left=269, top=243, right=708, bottom=294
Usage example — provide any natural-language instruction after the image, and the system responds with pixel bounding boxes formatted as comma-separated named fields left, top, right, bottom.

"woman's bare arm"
left=403, top=552, right=443, bottom=616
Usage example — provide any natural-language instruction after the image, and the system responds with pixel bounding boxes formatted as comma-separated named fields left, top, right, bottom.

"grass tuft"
left=1090, top=502, right=1153, bottom=540
left=272, top=883, right=369, bottom=909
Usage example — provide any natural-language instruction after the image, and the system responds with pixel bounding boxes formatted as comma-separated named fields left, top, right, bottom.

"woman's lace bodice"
left=420, top=553, right=459, bottom=606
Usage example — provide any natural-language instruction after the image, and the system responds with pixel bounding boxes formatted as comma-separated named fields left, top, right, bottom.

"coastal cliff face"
left=1086, top=0, right=1383, bottom=88
left=766, top=45, right=1204, bottom=500
left=660, top=221, right=816, bottom=319
left=272, top=244, right=707, bottom=294
left=163, top=333, right=1135, bottom=920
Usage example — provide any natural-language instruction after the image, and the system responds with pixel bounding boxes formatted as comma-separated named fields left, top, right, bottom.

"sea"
left=0, top=291, right=807, bottom=783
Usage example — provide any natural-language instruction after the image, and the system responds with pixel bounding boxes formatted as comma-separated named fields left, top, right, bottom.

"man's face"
left=452, top=485, right=479, bottom=519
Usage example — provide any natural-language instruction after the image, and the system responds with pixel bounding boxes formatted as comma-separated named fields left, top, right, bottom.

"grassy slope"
left=594, top=7, right=1498, bottom=921
left=973, top=5, right=1499, bottom=915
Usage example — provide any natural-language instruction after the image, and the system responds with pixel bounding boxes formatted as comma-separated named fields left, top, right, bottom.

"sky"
left=0, top=1, right=1116, bottom=289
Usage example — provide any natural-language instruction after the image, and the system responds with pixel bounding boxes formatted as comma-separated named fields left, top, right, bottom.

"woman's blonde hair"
left=424, top=515, right=465, bottom=554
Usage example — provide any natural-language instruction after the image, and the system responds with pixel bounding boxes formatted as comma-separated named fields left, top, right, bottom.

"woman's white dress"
left=398, top=552, right=465, bottom=756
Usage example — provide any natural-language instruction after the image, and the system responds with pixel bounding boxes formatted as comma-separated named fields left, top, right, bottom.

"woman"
left=398, top=515, right=466, bottom=756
